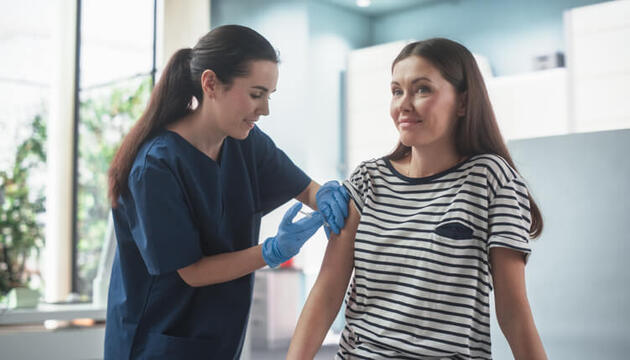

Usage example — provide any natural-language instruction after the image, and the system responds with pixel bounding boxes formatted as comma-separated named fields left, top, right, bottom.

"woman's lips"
left=398, top=117, right=422, bottom=128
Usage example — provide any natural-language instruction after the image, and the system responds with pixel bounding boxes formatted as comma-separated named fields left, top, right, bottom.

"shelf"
left=0, top=303, right=106, bottom=326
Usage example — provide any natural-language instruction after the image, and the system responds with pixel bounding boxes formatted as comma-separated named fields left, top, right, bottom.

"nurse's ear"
left=200, top=69, right=222, bottom=99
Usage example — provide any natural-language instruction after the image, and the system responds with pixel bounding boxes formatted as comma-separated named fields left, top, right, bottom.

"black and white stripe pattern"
left=336, top=154, right=532, bottom=359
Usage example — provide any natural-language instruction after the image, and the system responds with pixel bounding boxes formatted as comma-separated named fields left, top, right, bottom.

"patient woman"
left=287, top=38, right=548, bottom=359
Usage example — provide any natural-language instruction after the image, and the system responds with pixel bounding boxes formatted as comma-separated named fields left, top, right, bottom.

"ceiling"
left=316, top=0, right=443, bottom=16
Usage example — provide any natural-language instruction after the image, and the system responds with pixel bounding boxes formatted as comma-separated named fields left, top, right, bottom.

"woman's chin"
left=398, top=134, right=417, bottom=148
left=399, top=132, right=434, bottom=148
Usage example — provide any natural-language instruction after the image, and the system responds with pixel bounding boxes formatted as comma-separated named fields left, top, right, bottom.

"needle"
left=299, top=210, right=330, bottom=227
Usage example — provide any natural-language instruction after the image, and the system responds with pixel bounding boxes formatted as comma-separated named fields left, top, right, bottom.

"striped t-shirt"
left=337, top=154, right=532, bottom=360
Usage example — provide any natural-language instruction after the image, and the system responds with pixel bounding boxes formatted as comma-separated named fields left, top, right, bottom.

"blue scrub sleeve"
left=128, top=155, right=203, bottom=275
left=252, top=127, right=310, bottom=215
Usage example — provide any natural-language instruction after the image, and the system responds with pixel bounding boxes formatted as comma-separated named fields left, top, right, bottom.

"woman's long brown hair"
left=388, top=38, right=543, bottom=238
left=108, top=25, right=278, bottom=208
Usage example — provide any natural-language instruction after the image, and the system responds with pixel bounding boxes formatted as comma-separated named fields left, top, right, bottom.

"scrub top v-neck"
left=105, top=126, right=310, bottom=359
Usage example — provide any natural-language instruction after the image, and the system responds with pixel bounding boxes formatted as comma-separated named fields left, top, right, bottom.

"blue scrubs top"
left=104, top=126, right=310, bottom=359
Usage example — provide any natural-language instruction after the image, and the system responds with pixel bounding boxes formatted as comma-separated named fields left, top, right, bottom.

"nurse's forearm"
left=295, top=180, right=319, bottom=210
left=177, top=244, right=266, bottom=287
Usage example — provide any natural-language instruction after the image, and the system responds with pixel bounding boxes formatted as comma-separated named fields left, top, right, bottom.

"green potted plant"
left=0, top=114, right=46, bottom=308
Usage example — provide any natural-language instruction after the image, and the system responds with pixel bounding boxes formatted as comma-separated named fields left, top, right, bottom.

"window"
left=0, top=0, right=53, bottom=295
left=75, top=0, right=155, bottom=298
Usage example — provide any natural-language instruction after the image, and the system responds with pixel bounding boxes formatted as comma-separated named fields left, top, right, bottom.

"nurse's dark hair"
left=108, top=25, right=278, bottom=207
left=388, top=38, right=543, bottom=238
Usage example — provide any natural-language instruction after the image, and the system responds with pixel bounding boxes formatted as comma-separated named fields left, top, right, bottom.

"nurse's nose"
left=257, top=98, right=270, bottom=116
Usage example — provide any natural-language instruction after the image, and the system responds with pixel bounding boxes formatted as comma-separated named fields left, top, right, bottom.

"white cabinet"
left=249, top=268, right=303, bottom=350
left=565, top=0, right=630, bottom=132
left=344, top=41, right=569, bottom=168
left=0, top=303, right=106, bottom=360
left=486, top=68, right=569, bottom=140
left=345, top=41, right=408, bottom=173
left=344, top=1, right=630, bottom=163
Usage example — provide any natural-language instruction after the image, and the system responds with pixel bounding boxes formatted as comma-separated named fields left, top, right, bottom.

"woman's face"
left=390, top=55, right=464, bottom=150
left=213, top=60, right=279, bottom=140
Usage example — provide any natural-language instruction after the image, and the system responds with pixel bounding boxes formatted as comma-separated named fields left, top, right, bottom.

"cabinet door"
left=565, top=0, right=630, bottom=132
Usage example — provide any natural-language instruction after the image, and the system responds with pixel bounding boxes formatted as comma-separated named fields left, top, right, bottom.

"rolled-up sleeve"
left=487, top=177, right=532, bottom=262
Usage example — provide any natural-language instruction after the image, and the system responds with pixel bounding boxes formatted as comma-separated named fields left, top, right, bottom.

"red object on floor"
left=280, top=258, right=294, bottom=268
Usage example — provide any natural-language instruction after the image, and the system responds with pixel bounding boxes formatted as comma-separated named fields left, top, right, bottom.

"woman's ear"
left=201, top=69, right=220, bottom=99
left=456, top=91, right=467, bottom=117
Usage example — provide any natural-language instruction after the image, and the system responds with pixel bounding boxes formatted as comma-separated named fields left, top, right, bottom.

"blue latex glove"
left=316, top=180, right=350, bottom=235
left=262, top=203, right=324, bottom=268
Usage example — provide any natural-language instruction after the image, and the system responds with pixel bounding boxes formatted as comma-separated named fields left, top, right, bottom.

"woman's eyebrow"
left=391, top=77, right=432, bottom=86
left=411, top=77, right=432, bottom=84
left=251, top=85, right=276, bottom=93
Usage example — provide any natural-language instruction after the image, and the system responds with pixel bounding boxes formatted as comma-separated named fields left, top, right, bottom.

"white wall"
left=211, top=0, right=310, bottom=167
left=493, top=129, right=630, bottom=359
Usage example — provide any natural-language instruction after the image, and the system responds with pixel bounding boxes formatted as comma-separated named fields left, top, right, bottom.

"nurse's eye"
left=391, top=88, right=403, bottom=96
left=250, top=92, right=264, bottom=99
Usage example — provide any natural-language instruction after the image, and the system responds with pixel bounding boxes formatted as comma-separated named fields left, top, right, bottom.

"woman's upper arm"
left=490, top=242, right=547, bottom=359
left=316, top=201, right=360, bottom=290
left=490, top=247, right=529, bottom=312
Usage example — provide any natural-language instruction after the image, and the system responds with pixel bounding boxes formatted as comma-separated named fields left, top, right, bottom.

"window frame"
left=70, top=0, right=158, bottom=295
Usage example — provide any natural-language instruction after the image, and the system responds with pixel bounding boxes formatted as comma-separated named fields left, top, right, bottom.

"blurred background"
left=0, top=0, right=629, bottom=359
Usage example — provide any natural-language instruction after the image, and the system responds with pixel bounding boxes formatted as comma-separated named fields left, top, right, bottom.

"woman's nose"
left=398, top=92, right=413, bottom=112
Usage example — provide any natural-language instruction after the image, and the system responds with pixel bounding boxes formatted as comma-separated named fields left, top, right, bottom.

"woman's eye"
left=417, top=86, right=431, bottom=94
left=251, top=93, right=263, bottom=99
left=391, top=88, right=402, bottom=96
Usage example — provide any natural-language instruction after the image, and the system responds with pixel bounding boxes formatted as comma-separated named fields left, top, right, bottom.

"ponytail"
left=108, top=25, right=278, bottom=208
left=108, top=48, right=196, bottom=207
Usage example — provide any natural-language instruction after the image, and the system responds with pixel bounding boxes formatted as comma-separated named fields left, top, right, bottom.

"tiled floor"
left=250, top=344, right=338, bottom=360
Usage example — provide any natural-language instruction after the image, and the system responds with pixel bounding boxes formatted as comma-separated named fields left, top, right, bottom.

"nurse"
left=104, top=25, right=349, bottom=359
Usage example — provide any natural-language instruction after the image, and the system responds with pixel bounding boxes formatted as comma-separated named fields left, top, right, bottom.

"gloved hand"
left=316, top=180, right=350, bottom=235
left=262, top=202, right=323, bottom=268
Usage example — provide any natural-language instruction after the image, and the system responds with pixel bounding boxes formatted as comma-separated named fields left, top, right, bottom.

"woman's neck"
left=405, top=143, right=463, bottom=178
left=167, top=107, right=225, bottom=160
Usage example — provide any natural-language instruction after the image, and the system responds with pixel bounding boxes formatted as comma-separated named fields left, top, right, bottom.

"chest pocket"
left=435, top=222, right=474, bottom=240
